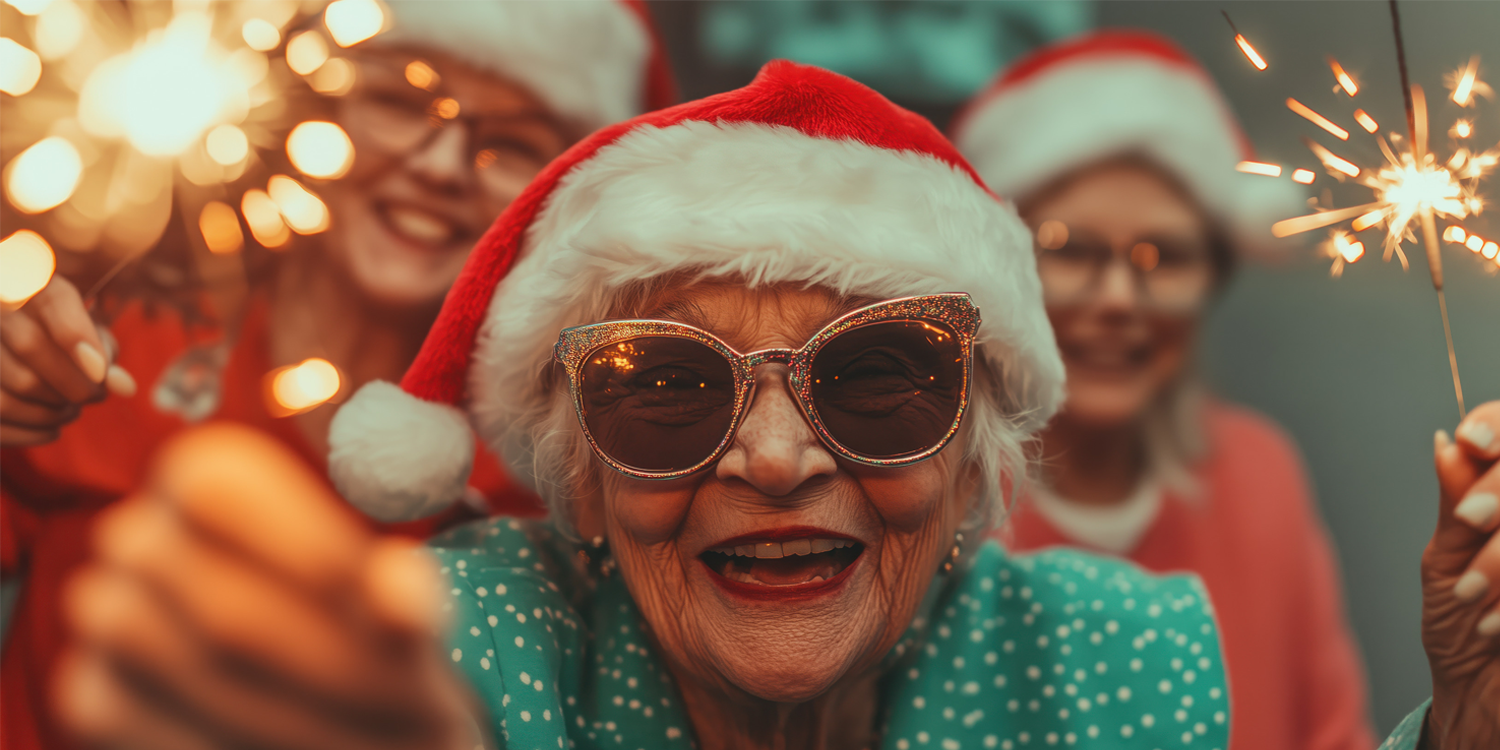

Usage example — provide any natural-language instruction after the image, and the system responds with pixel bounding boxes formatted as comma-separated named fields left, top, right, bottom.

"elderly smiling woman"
left=54, top=62, right=1500, bottom=750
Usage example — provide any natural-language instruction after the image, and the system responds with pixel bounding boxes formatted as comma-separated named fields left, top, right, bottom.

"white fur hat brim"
left=468, top=120, right=1066, bottom=490
left=380, top=0, right=652, bottom=131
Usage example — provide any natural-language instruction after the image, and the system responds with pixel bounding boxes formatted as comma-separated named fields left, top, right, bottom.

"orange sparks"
left=1271, top=202, right=1381, bottom=238
left=1235, top=35, right=1267, bottom=71
left=1334, top=233, right=1365, bottom=263
left=1484, top=242, right=1499, bottom=260
left=1452, top=55, right=1479, bottom=106
left=1465, top=235, right=1483, bottom=252
left=1236, top=161, right=1282, bottom=177
left=1329, top=58, right=1358, bottom=96
left=1292, top=169, right=1316, bottom=184
left=1288, top=98, right=1349, bottom=140
left=1304, top=138, right=1361, bottom=178
left=1353, top=109, right=1379, bottom=133
left=1451, top=119, right=1472, bottom=139
left=1444, top=226, right=1467, bottom=243
left=1350, top=209, right=1384, bottom=232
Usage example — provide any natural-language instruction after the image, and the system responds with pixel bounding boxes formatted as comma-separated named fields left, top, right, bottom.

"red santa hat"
left=328, top=60, right=1064, bottom=522
left=380, top=0, right=676, bottom=130
left=950, top=29, right=1305, bottom=258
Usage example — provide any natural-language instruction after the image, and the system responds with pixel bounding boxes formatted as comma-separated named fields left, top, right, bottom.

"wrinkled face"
left=321, top=47, right=572, bottom=309
left=573, top=284, right=978, bottom=704
left=1024, top=161, right=1214, bottom=427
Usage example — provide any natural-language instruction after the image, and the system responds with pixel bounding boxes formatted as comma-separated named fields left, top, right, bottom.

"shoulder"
left=430, top=518, right=588, bottom=746
left=881, top=541, right=1229, bottom=749
left=1202, top=400, right=1304, bottom=472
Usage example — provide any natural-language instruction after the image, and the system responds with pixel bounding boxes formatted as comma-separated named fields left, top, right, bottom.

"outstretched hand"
left=54, top=423, right=481, bottom=750
left=1422, top=401, right=1500, bottom=749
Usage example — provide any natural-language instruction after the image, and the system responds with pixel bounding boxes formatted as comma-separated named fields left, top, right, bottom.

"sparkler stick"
left=1389, top=0, right=1465, bottom=419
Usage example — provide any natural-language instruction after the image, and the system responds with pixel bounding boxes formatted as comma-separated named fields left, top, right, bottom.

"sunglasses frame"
left=552, top=293, right=981, bottom=480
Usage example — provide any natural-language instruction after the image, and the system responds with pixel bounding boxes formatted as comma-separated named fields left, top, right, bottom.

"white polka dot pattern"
left=430, top=519, right=1242, bottom=749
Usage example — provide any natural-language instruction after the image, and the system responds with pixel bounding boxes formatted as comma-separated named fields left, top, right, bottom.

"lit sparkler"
left=1231, top=2, right=1495, bottom=419
left=0, top=0, right=386, bottom=305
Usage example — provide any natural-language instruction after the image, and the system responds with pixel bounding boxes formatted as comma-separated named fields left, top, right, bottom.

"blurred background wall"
left=648, top=0, right=1500, bottom=734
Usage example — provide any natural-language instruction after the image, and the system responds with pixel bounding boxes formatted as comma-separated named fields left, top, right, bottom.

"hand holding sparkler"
left=0, top=274, right=135, bottom=447
left=1422, top=403, right=1500, bottom=750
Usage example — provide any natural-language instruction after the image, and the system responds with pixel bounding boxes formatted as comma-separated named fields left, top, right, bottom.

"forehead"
left=1026, top=159, right=1208, bottom=240
left=643, top=283, right=868, bottom=352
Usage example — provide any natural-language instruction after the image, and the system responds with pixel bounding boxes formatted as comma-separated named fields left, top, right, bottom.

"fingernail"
left=1435, top=429, right=1452, bottom=451
left=104, top=365, right=136, bottom=398
left=73, top=342, right=107, bottom=383
left=1457, top=420, right=1495, bottom=451
left=1479, top=612, right=1500, bottom=637
left=1454, top=570, right=1490, bottom=602
left=1454, top=492, right=1499, bottom=530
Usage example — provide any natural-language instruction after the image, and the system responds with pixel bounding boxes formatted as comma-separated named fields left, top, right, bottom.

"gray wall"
left=1099, top=0, right=1500, bottom=734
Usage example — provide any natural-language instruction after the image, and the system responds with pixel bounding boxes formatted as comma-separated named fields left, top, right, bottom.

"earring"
left=586, top=535, right=617, bottom=577
left=942, top=532, right=964, bottom=573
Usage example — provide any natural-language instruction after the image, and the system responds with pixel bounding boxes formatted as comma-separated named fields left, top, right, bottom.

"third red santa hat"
left=950, top=29, right=1306, bottom=258
left=328, top=60, right=1064, bottom=522
left=379, top=0, right=675, bottom=131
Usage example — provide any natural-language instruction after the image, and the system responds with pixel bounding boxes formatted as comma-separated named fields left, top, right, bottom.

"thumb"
left=1429, top=428, right=1497, bottom=577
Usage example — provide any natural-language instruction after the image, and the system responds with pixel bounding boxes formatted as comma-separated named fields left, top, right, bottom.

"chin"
left=713, top=639, right=858, bottom=704
left=1062, top=386, right=1155, bottom=426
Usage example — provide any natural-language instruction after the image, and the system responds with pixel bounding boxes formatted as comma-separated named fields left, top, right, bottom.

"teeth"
left=781, top=539, right=812, bottom=556
left=386, top=206, right=453, bottom=243
left=711, top=539, right=855, bottom=559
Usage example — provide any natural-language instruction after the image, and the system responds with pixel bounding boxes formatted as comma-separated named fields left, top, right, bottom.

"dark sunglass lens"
left=810, top=320, right=966, bottom=458
left=578, top=337, right=737, bottom=473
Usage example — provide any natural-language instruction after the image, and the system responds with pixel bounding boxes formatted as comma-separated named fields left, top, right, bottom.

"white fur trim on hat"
left=466, top=120, right=1066, bottom=489
left=380, top=0, right=650, bottom=130
left=953, top=59, right=1307, bottom=258
left=328, top=380, right=475, bottom=522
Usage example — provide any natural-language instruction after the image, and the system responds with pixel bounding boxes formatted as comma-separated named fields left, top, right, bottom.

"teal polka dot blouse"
left=430, top=518, right=1427, bottom=749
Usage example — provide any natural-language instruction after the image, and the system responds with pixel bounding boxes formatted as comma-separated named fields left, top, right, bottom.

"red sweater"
left=0, top=299, right=543, bottom=750
left=1003, top=404, right=1375, bottom=750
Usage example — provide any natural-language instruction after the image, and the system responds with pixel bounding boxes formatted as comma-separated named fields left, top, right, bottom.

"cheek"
left=1145, top=316, right=1195, bottom=378
left=850, top=460, right=957, bottom=533
left=602, top=474, right=696, bottom=547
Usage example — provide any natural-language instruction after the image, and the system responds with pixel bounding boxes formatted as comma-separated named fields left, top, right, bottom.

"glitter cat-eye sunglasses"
left=552, top=293, right=980, bottom=479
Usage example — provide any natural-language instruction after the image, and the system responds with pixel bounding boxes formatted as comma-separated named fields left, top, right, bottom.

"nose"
left=1093, top=256, right=1143, bottom=312
left=404, top=122, right=470, bottom=193
left=715, top=368, right=838, bottom=497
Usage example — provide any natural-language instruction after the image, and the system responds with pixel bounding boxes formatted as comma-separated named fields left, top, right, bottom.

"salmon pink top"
left=1003, top=403, right=1376, bottom=750
left=0, top=297, right=543, bottom=750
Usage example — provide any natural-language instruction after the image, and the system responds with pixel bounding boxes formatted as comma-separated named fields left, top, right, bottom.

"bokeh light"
left=271, top=358, right=341, bottom=412
left=5, top=136, right=82, bottom=213
left=0, top=38, right=42, bottom=95
left=34, top=0, right=85, bottom=60
left=0, top=230, right=56, bottom=305
left=78, top=13, right=251, bottom=157
left=205, top=123, right=249, bottom=166
left=241, top=18, right=281, bottom=52
left=241, top=189, right=290, bottom=248
left=199, top=200, right=244, bottom=254
left=3, top=0, right=52, bottom=14
left=286, top=30, right=328, bottom=75
left=267, top=175, right=329, bottom=234
left=324, top=0, right=384, bottom=48
left=286, top=121, right=353, bottom=179
left=405, top=59, right=438, bottom=90
left=309, top=57, right=355, bottom=95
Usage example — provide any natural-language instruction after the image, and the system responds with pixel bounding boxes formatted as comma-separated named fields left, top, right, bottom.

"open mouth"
left=700, top=537, right=864, bottom=588
left=375, top=200, right=463, bottom=247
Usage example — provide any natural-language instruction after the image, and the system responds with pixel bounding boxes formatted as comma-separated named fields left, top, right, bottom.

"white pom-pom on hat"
left=328, top=381, right=474, bottom=522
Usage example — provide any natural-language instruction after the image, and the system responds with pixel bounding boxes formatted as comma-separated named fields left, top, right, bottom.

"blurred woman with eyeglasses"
left=953, top=31, right=1376, bottom=750
left=0, top=3, right=674, bottom=748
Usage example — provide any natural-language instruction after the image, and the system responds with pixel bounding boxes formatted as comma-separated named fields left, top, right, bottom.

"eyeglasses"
left=337, top=56, right=570, bottom=199
left=552, top=294, right=980, bottom=479
left=1032, top=219, right=1214, bottom=312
